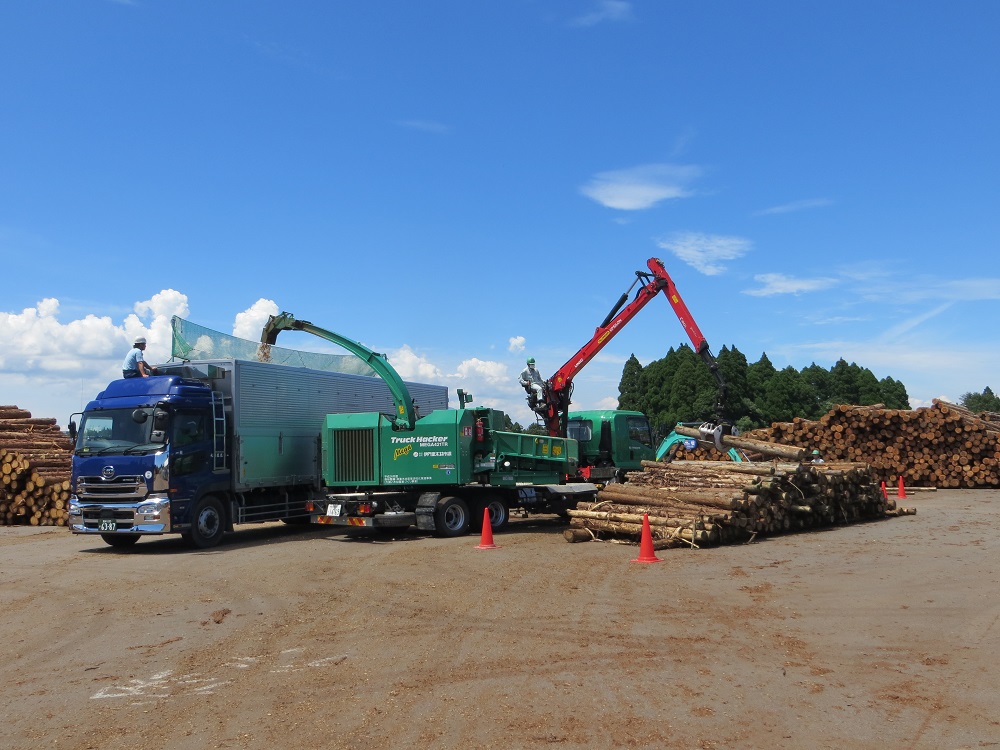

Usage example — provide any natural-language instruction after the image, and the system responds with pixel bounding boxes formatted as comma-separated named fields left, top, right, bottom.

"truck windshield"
left=627, top=416, right=654, bottom=447
left=566, top=420, right=592, bottom=443
left=75, top=409, right=158, bottom=455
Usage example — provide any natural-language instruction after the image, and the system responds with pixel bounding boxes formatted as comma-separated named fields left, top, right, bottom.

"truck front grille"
left=76, top=475, right=148, bottom=501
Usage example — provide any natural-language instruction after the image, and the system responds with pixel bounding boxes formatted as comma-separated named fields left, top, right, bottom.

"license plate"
left=326, top=503, right=342, bottom=517
left=98, top=519, right=117, bottom=532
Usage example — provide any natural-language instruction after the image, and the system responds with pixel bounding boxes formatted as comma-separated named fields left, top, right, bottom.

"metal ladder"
left=211, top=391, right=228, bottom=471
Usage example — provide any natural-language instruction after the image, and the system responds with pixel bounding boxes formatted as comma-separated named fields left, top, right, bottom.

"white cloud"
left=451, top=358, right=509, bottom=385
left=878, top=302, right=953, bottom=340
left=2, top=300, right=129, bottom=373
left=233, top=298, right=280, bottom=340
left=754, top=198, right=833, bottom=216
left=884, top=277, right=1000, bottom=305
left=134, top=289, right=188, bottom=319
left=594, top=395, right=620, bottom=410
left=743, top=273, right=838, bottom=297
left=0, top=290, right=192, bottom=422
left=657, top=231, right=751, bottom=275
left=386, top=345, right=445, bottom=382
left=572, top=0, right=633, bottom=27
left=580, top=163, right=701, bottom=210
left=129, top=289, right=189, bottom=352
left=0, top=289, right=187, bottom=374
left=508, top=335, right=526, bottom=353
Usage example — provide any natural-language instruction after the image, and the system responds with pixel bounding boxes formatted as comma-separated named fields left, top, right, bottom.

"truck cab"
left=67, top=373, right=230, bottom=548
left=566, top=409, right=655, bottom=483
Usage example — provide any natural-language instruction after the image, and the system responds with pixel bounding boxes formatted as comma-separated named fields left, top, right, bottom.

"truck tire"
left=433, top=496, right=470, bottom=537
left=479, top=496, right=509, bottom=531
left=101, top=533, right=140, bottom=549
left=188, top=495, right=226, bottom=549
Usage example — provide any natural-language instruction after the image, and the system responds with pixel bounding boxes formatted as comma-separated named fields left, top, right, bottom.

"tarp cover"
left=170, top=316, right=380, bottom=378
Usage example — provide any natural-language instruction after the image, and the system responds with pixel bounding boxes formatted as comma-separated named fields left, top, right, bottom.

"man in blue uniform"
left=122, top=336, right=156, bottom=378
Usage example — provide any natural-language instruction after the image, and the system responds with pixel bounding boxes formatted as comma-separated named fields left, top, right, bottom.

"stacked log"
left=736, top=401, right=1000, bottom=488
left=0, top=406, right=73, bottom=526
left=566, top=436, right=912, bottom=549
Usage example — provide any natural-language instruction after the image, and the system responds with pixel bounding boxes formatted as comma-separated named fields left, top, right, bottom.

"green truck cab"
left=566, top=409, right=656, bottom=483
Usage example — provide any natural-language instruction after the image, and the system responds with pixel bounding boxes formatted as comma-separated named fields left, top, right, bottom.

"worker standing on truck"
left=519, top=357, right=546, bottom=411
left=122, top=337, right=157, bottom=379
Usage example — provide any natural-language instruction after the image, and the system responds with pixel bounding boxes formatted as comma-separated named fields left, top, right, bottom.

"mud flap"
left=415, top=491, right=441, bottom=532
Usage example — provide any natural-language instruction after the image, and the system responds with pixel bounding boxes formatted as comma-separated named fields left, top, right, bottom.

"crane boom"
left=538, top=257, right=727, bottom=436
left=259, top=312, right=418, bottom=431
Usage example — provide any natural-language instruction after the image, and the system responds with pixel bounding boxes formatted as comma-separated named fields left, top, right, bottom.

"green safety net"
left=169, top=316, right=380, bottom=378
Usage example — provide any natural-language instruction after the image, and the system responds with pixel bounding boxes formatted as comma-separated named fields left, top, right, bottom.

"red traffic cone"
left=475, top=507, right=499, bottom=550
left=880, top=480, right=888, bottom=500
left=897, top=475, right=907, bottom=499
left=631, top=513, right=662, bottom=564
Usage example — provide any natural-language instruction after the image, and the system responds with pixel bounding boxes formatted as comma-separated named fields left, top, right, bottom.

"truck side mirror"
left=132, top=409, right=148, bottom=424
left=151, top=409, right=169, bottom=444
left=68, top=420, right=77, bottom=442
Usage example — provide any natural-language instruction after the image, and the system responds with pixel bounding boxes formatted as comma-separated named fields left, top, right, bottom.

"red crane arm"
left=540, top=257, right=723, bottom=437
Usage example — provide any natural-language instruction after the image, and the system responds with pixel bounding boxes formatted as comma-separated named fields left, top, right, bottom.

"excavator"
left=525, top=257, right=741, bottom=464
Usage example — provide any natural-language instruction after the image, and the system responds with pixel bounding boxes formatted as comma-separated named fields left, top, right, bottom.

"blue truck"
left=67, top=358, right=449, bottom=549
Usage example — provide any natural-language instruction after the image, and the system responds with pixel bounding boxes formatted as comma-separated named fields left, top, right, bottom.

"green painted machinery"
left=322, top=405, right=578, bottom=489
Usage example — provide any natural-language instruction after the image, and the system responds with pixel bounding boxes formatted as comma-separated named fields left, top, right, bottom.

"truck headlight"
left=137, top=499, right=169, bottom=517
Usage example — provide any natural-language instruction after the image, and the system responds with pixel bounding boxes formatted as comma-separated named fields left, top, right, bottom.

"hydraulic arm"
left=537, top=257, right=728, bottom=437
left=259, top=312, right=418, bottom=431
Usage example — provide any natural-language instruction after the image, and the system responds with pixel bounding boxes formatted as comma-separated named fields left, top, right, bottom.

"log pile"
left=566, top=436, right=913, bottom=549
left=738, top=401, right=1000, bottom=488
left=0, top=406, right=73, bottom=526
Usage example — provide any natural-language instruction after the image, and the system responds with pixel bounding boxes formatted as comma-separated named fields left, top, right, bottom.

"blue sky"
left=2, top=0, right=999, bottom=428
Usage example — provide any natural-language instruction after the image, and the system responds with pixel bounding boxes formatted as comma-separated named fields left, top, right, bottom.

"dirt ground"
left=1, top=490, right=998, bottom=750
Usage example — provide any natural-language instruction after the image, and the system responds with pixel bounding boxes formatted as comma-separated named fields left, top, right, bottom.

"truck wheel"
left=480, top=497, right=509, bottom=531
left=189, top=496, right=226, bottom=549
left=434, top=496, right=470, bottom=537
left=101, top=533, right=140, bottom=549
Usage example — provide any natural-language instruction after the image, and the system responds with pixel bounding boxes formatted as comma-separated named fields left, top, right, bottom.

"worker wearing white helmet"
left=122, top=336, right=157, bottom=379
left=518, top=357, right=546, bottom=412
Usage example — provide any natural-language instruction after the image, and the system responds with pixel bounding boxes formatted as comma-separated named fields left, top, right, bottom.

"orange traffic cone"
left=631, top=513, right=662, bottom=564
left=897, top=475, right=907, bottom=499
left=475, top=507, right=499, bottom=550
left=880, top=480, right=888, bottom=500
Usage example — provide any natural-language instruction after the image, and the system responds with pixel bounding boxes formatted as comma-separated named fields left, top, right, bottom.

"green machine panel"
left=322, top=411, right=383, bottom=487
left=377, top=408, right=473, bottom=486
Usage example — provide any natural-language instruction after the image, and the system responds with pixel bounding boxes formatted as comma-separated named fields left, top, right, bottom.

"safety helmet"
left=134, top=336, right=147, bottom=345
left=811, top=449, right=821, bottom=455
left=527, top=357, right=535, bottom=365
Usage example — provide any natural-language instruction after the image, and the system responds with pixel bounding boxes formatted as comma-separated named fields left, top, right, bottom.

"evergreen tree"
left=640, top=347, right=681, bottom=426
left=747, top=353, right=777, bottom=421
left=829, top=358, right=862, bottom=405
left=960, top=387, right=1000, bottom=413
left=878, top=377, right=910, bottom=409
left=800, top=363, right=833, bottom=417
left=618, top=354, right=644, bottom=411
left=747, top=352, right=776, bottom=394
left=615, top=338, right=915, bottom=429
left=717, top=346, right=753, bottom=422
left=856, top=367, right=883, bottom=405
left=666, top=354, right=703, bottom=427
left=761, top=367, right=813, bottom=423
